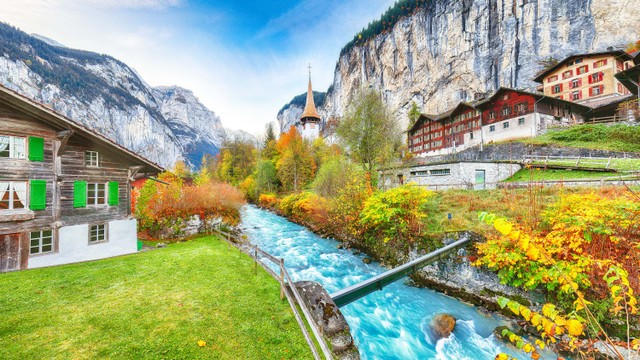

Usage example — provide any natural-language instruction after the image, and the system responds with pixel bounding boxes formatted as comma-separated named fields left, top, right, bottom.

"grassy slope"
left=504, top=168, right=619, bottom=182
left=523, top=124, right=640, bottom=153
left=0, top=236, right=310, bottom=360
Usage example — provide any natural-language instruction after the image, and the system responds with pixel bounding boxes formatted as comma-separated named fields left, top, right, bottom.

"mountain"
left=278, top=0, right=640, bottom=132
left=0, top=23, right=225, bottom=168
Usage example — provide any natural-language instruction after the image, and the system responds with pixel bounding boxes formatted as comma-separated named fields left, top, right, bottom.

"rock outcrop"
left=279, top=0, right=640, bottom=131
left=0, top=23, right=225, bottom=168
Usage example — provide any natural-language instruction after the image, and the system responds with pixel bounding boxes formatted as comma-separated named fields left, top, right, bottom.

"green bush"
left=359, top=184, right=434, bottom=251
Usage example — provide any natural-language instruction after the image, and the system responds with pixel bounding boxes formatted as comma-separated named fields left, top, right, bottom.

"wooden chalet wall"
left=480, top=91, right=534, bottom=125
left=0, top=92, right=154, bottom=271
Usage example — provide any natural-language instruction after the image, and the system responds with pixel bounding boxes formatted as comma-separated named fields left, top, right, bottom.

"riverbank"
left=253, top=185, right=640, bottom=359
left=240, top=205, right=553, bottom=360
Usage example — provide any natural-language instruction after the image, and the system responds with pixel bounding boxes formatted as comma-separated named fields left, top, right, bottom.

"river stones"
left=429, top=314, right=456, bottom=340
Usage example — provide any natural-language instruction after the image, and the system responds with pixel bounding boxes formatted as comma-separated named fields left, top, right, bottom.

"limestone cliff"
left=279, top=0, right=640, bottom=131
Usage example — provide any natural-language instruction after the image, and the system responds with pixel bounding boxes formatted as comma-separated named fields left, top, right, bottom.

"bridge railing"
left=212, top=227, right=334, bottom=360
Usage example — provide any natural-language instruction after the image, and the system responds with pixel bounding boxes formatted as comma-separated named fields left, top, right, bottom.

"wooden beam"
left=128, top=165, right=144, bottom=182
left=56, top=129, right=74, bottom=155
left=330, top=237, right=474, bottom=307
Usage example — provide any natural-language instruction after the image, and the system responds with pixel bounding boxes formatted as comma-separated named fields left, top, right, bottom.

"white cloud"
left=85, top=0, right=183, bottom=10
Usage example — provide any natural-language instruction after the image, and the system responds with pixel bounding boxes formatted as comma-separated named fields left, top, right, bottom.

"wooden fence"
left=212, top=227, right=334, bottom=360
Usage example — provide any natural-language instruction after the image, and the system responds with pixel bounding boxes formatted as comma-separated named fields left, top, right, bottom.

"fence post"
left=279, top=259, right=285, bottom=301
left=575, top=156, right=581, bottom=166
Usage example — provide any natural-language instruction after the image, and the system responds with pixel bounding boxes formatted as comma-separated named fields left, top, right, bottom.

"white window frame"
left=489, top=125, right=496, bottom=132
left=87, top=183, right=107, bottom=206
left=571, top=91, right=581, bottom=101
left=503, top=122, right=510, bottom=129
left=430, top=168, right=451, bottom=176
left=0, top=135, right=27, bottom=159
left=0, top=181, right=28, bottom=211
left=85, top=150, right=99, bottom=167
left=30, top=230, right=54, bottom=255
left=518, top=118, right=525, bottom=126
left=592, top=86, right=602, bottom=96
left=89, top=223, right=108, bottom=243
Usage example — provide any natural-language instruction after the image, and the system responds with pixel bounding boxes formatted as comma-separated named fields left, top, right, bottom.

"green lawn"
left=504, top=168, right=622, bottom=182
left=0, top=236, right=311, bottom=359
left=523, top=124, right=640, bottom=153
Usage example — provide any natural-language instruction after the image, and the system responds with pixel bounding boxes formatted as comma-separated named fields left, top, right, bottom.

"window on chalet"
left=501, top=107, right=511, bottom=117
left=571, top=91, right=582, bottom=101
left=430, top=168, right=451, bottom=176
left=562, top=70, right=573, bottom=79
left=411, top=171, right=429, bottom=177
left=576, top=65, right=588, bottom=75
left=89, top=224, right=108, bottom=243
left=502, top=94, right=510, bottom=100
left=503, top=122, right=510, bottom=129
left=547, top=75, right=558, bottom=82
left=489, top=125, right=496, bottom=132
left=0, top=181, right=27, bottom=210
left=589, top=72, right=603, bottom=84
left=30, top=230, right=53, bottom=255
left=518, top=118, right=525, bottom=125
left=593, top=59, right=607, bottom=68
left=87, top=183, right=107, bottom=206
left=470, top=132, right=474, bottom=139
left=575, top=58, right=583, bottom=64
left=590, top=85, right=604, bottom=96
left=570, top=78, right=582, bottom=88
left=514, top=102, right=528, bottom=114
left=85, top=151, right=99, bottom=167
left=616, top=60, right=624, bottom=70
left=552, top=84, right=563, bottom=94
left=0, top=135, right=26, bottom=159
left=488, top=111, right=496, bottom=120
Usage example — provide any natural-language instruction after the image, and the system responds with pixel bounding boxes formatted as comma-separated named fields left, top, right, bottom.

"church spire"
left=300, top=64, right=321, bottom=121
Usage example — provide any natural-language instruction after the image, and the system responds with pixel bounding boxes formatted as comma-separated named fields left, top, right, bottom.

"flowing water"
left=241, top=205, right=553, bottom=360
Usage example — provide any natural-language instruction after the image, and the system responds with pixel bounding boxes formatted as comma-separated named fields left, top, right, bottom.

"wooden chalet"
left=408, top=88, right=590, bottom=157
left=0, top=85, right=162, bottom=272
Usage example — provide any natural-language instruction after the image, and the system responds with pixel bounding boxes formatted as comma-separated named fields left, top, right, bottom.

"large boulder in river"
left=430, top=314, right=457, bottom=340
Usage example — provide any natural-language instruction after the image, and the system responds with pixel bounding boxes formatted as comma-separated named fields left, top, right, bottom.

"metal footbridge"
left=330, top=236, right=474, bottom=307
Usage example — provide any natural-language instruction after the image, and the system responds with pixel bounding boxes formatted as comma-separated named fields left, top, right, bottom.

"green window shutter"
left=73, top=181, right=87, bottom=208
left=28, top=136, right=44, bottom=162
left=29, top=180, right=47, bottom=210
left=108, top=181, right=119, bottom=206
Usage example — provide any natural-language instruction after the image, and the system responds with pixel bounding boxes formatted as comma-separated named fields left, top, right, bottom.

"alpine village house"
left=399, top=50, right=639, bottom=189
left=0, top=85, right=162, bottom=272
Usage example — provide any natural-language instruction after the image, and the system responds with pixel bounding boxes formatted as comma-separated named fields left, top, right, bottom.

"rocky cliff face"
left=279, top=0, right=640, bottom=131
left=0, top=24, right=225, bottom=168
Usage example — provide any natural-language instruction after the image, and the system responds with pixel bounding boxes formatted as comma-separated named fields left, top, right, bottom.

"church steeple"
left=300, top=65, right=321, bottom=122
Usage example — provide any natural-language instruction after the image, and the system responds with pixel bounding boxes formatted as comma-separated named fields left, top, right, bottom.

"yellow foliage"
left=566, top=319, right=584, bottom=337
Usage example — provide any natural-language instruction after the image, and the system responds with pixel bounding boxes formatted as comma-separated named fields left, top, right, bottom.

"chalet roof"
left=0, top=84, right=164, bottom=174
left=581, top=94, right=635, bottom=113
left=631, top=51, right=640, bottom=65
left=615, top=64, right=640, bottom=95
left=300, top=75, right=321, bottom=121
left=533, top=50, right=633, bottom=83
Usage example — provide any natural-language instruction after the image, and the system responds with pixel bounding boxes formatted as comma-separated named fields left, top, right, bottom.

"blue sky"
left=0, top=0, right=395, bottom=135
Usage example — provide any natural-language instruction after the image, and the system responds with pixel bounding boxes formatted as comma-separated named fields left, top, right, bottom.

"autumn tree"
left=625, top=39, right=640, bottom=54
left=254, top=159, right=279, bottom=195
left=217, top=136, right=257, bottom=185
left=336, top=87, right=401, bottom=178
left=275, top=127, right=316, bottom=192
